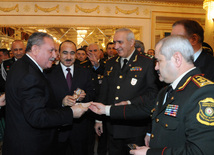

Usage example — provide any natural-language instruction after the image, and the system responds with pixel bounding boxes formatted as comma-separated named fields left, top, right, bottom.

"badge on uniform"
left=131, top=78, right=137, bottom=85
left=130, top=67, right=142, bottom=71
left=196, top=97, right=214, bottom=126
left=164, top=104, right=179, bottom=117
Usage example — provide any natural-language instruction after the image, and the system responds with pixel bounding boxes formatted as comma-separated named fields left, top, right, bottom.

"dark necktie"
left=166, top=85, right=173, bottom=100
left=121, top=59, right=128, bottom=71
left=66, top=68, right=72, bottom=90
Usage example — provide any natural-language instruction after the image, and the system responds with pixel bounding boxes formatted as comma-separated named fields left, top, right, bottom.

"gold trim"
left=35, top=4, right=59, bottom=13
left=0, top=4, right=19, bottom=12
left=115, top=6, right=139, bottom=15
left=75, top=5, right=100, bottom=13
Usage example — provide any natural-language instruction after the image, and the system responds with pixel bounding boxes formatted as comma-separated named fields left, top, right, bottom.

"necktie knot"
left=121, top=59, right=128, bottom=70
left=66, top=68, right=71, bottom=72
left=166, top=85, right=173, bottom=99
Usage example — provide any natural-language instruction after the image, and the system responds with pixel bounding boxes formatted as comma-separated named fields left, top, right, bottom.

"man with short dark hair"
left=3, top=32, right=90, bottom=155
left=171, top=19, right=214, bottom=81
left=76, top=48, right=87, bottom=62
left=0, top=49, right=10, bottom=64
left=46, top=40, right=95, bottom=155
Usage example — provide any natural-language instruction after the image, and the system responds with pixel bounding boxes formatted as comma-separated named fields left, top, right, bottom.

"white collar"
left=26, top=54, right=43, bottom=73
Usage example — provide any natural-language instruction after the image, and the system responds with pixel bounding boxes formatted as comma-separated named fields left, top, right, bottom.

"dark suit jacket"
left=194, top=49, right=214, bottom=81
left=3, top=55, right=74, bottom=155
left=46, top=64, right=95, bottom=142
left=147, top=68, right=214, bottom=155
left=98, top=50, right=159, bottom=139
left=2, top=57, right=15, bottom=74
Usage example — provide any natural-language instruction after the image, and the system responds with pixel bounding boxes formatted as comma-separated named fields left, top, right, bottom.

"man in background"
left=1, top=40, right=25, bottom=81
left=171, top=19, right=214, bottom=81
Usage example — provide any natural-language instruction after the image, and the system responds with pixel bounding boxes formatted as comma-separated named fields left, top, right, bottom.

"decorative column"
left=203, top=0, right=214, bottom=50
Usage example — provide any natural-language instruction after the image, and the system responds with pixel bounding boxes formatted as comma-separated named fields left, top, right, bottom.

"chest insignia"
left=131, top=78, right=137, bottom=85
left=130, top=67, right=142, bottom=71
left=196, top=98, right=214, bottom=126
left=164, top=104, right=179, bottom=117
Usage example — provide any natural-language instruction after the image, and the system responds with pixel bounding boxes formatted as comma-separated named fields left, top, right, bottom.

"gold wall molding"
left=35, top=4, right=59, bottom=13
left=115, top=6, right=139, bottom=15
left=75, top=5, right=100, bottom=13
left=0, top=4, right=19, bottom=12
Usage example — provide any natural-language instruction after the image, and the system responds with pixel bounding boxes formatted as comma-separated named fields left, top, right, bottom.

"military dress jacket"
left=148, top=68, right=214, bottom=155
left=98, top=50, right=159, bottom=139
left=194, top=49, right=214, bottom=81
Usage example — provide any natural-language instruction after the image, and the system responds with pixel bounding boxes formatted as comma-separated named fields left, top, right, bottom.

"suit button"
left=151, top=134, right=154, bottom=139
left=119, top=75, right=123, bottom=78
left=115, top=97, right=119, bottom=100
left=92, top=78, right=94, bottom=80
left=165, top=124, right=168, bottom=128
left=155, top=118, right=159, bottom=123
left=117, top=86, right=120, bottom=89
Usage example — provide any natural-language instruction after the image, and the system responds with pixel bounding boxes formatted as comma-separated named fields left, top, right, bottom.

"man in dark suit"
left=46, top=40, right=95, bottom=155
left=171, top=19, right=214, bottom=81
left=92, top=28, right=159, bottom=155
left=1, top=40, right=25, bottom=81
left=3, top=32, right=90, bottom=155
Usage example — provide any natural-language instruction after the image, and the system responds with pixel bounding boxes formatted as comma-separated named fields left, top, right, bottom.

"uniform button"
left=165, top=124, right=168, bottom=128
left=155, top=118, right=159, bottom=123
left=151, top=134, right=154, bottom=139
left=92, top=78, right=94, bottom=80
left=119, top=75, right=123, bottom=78
left=115, top=97, right=119, bottom=100
left=117, top=86, right=120, bottom=89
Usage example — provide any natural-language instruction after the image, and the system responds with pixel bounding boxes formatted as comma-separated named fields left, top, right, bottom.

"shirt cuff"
left=95, top=120, right=102, bottom=123
left=127, top=100, right=131, bottom=105
left=105, top=105, right=111, bottom=116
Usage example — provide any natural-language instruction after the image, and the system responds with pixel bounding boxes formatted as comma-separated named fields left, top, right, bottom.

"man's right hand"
left=62, top=95, right=76, bottom=107
left=95, top=122, right=103, bottom=136
left=89, top=102, right=106, bottom=115
left=71, top=103, right=90, bottom=118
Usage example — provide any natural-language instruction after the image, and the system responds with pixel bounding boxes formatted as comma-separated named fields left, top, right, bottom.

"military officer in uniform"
left=129, top=35, right=214, bottom=155
left=93, top=28, right=158, bottom=155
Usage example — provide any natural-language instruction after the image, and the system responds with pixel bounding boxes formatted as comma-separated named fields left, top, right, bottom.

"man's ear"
left=130, top=39, right=135, bottom=47
left=173, top=52, right=182, bottom=67
left=189, top=34, right=199, bottom=46
left=31, top=45, right=39, bottom=56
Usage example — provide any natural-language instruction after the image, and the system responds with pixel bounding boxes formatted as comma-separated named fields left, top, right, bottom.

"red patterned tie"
left=66, top=68, right=72, bottom=90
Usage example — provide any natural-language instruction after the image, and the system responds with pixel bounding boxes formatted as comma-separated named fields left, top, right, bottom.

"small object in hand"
left=73, top=88, right=82, bottom=101
left=128, top=144, right=138, bottom=150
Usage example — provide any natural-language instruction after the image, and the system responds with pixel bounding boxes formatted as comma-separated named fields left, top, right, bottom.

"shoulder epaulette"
left=138, top=53, right=154, bottom=60
left=192, top=75, right=214, bottom=87
left=80, top=60, right=89, bottom=64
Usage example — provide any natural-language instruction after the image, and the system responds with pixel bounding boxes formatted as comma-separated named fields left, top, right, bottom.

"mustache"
left=65, top=59, right=72, bottom=62
left=156, top=70, right=160, bottom=74
left=49, top=57, right=55, bottom=61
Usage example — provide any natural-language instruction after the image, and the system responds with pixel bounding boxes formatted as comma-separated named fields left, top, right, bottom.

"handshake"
left=62, top=88, right=92, bottom=118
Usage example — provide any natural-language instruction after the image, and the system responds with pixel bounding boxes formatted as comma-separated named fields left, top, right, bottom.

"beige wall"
left=0, top=0, right=209, bottom=51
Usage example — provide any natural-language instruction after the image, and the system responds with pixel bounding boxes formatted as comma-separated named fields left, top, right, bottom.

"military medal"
left=164, top=104, right=179, bottom=117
